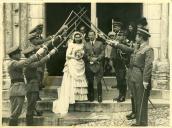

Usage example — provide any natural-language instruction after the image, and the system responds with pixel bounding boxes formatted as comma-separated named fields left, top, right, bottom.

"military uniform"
left=28, top=24, right=53, bottom=90
left=84, top=39, right=105, bottom=102
left=113, top=27, right=154, bottom=126
left=110, top=30, right=128, bottom=102
left=104, top=31, right=116, bottom=75
left=22, top=47, right=50, bottom=125
left=7, top=46, right=39, bottom=126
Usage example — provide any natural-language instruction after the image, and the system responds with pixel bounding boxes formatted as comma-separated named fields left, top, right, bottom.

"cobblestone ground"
left=76, top=107, right=169, bottom=126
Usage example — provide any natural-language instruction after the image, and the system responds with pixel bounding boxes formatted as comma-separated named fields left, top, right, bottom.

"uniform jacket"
left=116, top=42, right=154, bottom=83
left=110, top=40, right=129, bottom=69
left=30, top=35, right=52, bottom=46
left=24, top=56, right=49, bottom=92
left=8, top=55, right=38, bottom=97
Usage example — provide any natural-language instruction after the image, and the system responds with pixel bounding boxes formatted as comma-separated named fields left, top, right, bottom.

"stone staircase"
left=2, top=76, right=170, bottom=126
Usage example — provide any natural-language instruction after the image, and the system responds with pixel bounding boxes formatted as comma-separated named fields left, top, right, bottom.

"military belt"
left=130, top=65, right=143, bottom=72
left=11, top=79, right=24, bottom=83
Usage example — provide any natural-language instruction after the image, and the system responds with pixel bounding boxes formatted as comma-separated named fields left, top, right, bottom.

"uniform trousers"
left=9, top=96, right=25, bottom=125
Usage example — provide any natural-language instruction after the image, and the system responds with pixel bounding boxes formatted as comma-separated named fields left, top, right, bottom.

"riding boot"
left=26, top=115, right=34, bottom=126
left=9, top=118, right=18, bottom=126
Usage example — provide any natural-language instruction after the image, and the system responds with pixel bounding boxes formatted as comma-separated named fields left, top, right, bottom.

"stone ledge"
left=2, top=99, right=169, bottom=113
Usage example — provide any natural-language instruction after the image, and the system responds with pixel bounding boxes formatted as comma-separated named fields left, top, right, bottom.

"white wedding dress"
left=52, top=41, right=88, bottom=115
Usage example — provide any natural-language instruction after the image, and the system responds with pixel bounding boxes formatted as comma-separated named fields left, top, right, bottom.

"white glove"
left=36, top=47, right=47, bottom=56
left=98, top=33, right=106, bottom=40
left=107, top=40, right=119, bottom=46
left=59, top=25, right=68, bottom=32
left=143, top=81, right=149, bottom=89
left=48, top=48, right=58, bottom=56
left=90, top=61, right=94, bottom=64
left=112, top=40, right=119, bottom=46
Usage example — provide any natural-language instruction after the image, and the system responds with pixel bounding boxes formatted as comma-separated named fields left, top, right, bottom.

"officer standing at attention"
left=109, top=27, right=154, bottom=126
left=111, top=30, right=128, bottom=102
left=22, top=46, right=58, bottom=125
left=7, top=45, right=46, bottom=126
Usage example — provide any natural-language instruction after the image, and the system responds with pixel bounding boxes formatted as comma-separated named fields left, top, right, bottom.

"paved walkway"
left=76, top=106, right=169, bottom=126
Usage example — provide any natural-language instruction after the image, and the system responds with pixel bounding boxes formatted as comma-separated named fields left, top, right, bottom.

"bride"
left=52, top=31, right=88, bottom=115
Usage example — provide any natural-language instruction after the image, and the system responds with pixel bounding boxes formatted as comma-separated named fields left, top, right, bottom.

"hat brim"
left=137, top=28, right=151, bottom=37
left=7, top=46, right=21, bottom=55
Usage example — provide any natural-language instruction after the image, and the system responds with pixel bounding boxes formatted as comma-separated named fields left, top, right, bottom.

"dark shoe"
left=37, top=95, right=42, bottom=101
left=98, top=96, right=102, bottom=103
left=33, top=110, right=43, bottom=116
left=88, top=97, right=94, bottom=102
left=127, top=113, right=136, bottom=120
left=117, top=96, right=125, bottom=102
left=131, top=123, right=147, bottom=126
left=26, top=116, right=34, bottom=126
left=88, top=95, right=94, bottom=102
left=113, top=96, right=120, bottom=102
left=131, top=123, right=139, bottom=126
left=126, top=112, right=134, bottom=118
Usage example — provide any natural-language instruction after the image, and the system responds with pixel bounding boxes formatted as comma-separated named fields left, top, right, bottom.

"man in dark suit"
left=84, top=30, right=105, bottom=103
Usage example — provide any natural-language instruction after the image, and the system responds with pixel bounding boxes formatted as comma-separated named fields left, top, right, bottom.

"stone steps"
left=2, top=75, right=170, bottom=126
left=2, top=99, right=169, bottom=113
left=2, top=86, right=170, bottom=100
left=2, top=76, right=117, bottom=89
left=2, top=111, right=110, bottom=126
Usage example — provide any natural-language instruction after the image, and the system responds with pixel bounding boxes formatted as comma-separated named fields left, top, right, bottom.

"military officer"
left=28, top=24, right=68, bottom=97
left=113, top=20, right=123, bottom=38
left=28, top=24, right=54, bottom=47
left=84, top=30, right=105, bottom=103
left=104, top=31, right=116, bottom=75
left=7, top=45, right=48, bottom=126
left=22, top=46, right=58, bottom=125
left=110, top=30, right=128, bottom=102
left=28, top=24, right=54, bottom=93
left=109, top=27, right=154, bottom=126
left=125, top=17, right=149, bottom=121
left=136, top=17, right=148, bottom=29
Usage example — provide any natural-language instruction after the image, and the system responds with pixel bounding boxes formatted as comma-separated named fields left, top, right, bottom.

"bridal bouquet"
left=75, top=49, right=84, bottom=60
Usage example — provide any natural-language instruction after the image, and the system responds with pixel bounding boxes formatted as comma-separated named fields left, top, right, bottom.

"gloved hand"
left=107, top=40, right=119, bottom=46
left=143, top=81, right=149, bottom=89
left=98, top=33, right=106, bottom=41
left=36, top=46, right=48, bottom=57
left=91, top=57, right=98, bottom=63
left=47, top=48, right=58, bottom=58
left=51, top=35, right=63, bottom=47
left=59, top=25, right=68, bottom=34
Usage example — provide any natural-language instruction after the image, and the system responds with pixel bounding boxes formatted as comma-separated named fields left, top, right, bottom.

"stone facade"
left=1, top=3, right=170, bottom=90
left=143, top=3, right=170, bottom=90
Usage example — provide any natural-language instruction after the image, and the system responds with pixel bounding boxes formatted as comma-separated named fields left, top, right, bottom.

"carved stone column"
left=91, top=3, right=97, bottom=31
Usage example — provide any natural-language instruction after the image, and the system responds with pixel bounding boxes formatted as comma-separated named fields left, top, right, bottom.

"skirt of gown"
left=52, top=59, right=88, bottom=115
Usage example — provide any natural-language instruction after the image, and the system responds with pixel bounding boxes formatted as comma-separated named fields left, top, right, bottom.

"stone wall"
left=2, top=3, right=45, bottom=87
left=143, top=3, right=170, bottom=90
left=2, top=3, right=170, bottom=90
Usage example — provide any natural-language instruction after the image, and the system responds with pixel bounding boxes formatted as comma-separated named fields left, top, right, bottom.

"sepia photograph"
left=0, top=1, right=171, bottom=127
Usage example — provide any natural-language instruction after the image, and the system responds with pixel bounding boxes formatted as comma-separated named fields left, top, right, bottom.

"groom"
left=84, top=30, right=105, bottom=103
